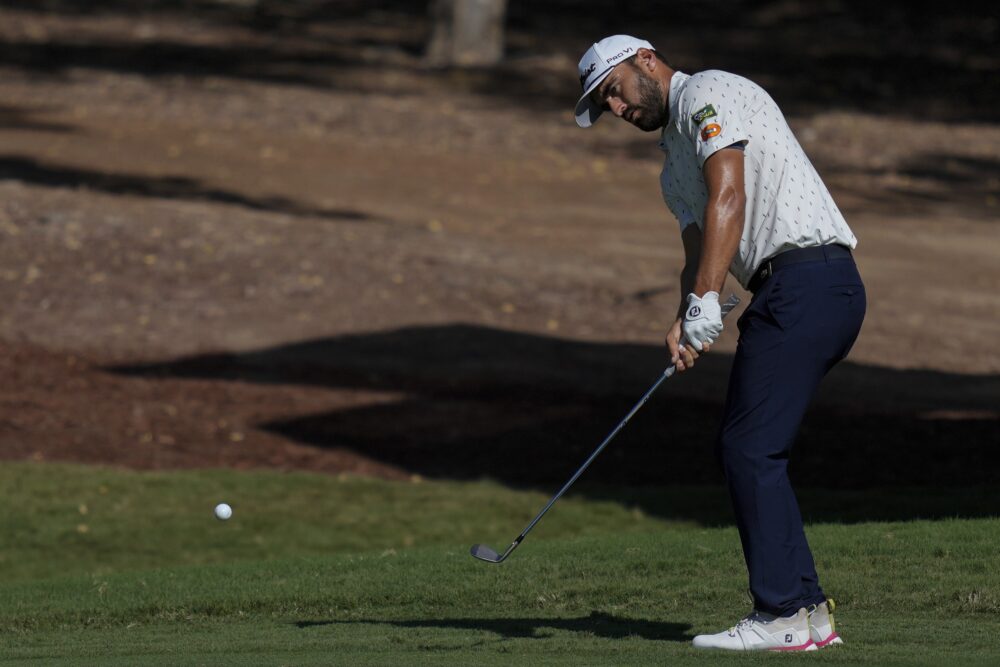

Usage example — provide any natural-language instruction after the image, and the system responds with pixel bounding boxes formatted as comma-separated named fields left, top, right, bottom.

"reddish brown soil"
left=0, top=4, right=996, bottom=489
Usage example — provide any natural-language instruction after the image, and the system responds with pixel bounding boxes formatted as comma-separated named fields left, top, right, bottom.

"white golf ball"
left=214, top=503, right=232, bottom=521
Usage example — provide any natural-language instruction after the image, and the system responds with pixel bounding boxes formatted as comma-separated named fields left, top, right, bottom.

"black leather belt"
left=748, top=244, right=853, bottom=293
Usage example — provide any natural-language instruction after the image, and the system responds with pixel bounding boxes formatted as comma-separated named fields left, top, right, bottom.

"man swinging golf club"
left=575, top=35, right=866, bottom=651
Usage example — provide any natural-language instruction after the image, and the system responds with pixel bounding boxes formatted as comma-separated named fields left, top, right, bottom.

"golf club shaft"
left=495, top=294, right=741, bottom=561
left=507, top=367, right=672, bottom=549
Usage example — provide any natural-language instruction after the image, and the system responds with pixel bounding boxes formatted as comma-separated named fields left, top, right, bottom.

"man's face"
left=590, top=58, right=668, bottom=132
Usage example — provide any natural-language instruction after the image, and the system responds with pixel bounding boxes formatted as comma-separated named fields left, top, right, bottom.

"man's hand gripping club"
left=666, top=291, right=724, bottom=372
left=683, top=290, right=723, bottom=350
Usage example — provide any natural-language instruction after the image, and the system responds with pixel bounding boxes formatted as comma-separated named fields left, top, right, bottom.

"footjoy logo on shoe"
left=785, top=633, right=793, bottom=643
left=688, top=306, right=701, bottom=318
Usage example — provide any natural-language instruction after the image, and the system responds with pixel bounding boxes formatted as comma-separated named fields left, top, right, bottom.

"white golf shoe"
left=692, top=607, right=816, bottom=651
left=808, top=598, right=843, bottom=648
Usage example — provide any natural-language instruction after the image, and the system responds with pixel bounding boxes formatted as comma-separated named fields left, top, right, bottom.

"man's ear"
left=637, top=47, right=657, bottom=72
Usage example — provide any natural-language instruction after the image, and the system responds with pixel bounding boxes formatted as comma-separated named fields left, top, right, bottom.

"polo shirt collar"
left=660, top=71, right=690, bottom=147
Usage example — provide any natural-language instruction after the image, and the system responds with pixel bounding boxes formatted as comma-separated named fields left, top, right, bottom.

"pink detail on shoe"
left=768, top=639, right=816, bottom=652
left=816, top=633, right=841, bottom=648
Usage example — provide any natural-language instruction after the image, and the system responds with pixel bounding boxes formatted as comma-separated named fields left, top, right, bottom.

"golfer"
left=575, top=35, right=865, bottom=651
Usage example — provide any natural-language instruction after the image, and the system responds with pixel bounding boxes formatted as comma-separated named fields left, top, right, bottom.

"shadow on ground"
left=0, top=155, right=372, bottom=221
left=295, top=611, right=691, bottom=641
left=816, top=152, right=1000, bottom=217
left=111, top=323, right=1000, bottom=521
left=0, top=104, right=76, bottom=133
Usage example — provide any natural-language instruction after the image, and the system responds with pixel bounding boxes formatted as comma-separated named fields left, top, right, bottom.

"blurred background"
left=0, top=0, right=997, bottom=510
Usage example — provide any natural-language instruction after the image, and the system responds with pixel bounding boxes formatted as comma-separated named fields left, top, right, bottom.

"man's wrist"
left=692, top=279, right=724, bottom=297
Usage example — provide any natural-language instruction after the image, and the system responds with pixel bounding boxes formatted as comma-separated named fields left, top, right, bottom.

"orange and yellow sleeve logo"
left=700, top=123, right=722, bottom=140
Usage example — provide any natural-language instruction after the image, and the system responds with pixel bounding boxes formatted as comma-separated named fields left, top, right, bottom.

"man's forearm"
left=677, top=262, right=697, bottom=320
left=693, top=147, right=747, bottom=296
left=693, top=191, right=744, bottom=295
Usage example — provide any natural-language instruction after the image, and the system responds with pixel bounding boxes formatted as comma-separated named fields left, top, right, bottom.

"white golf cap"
left=575, top=35, right=655, bottom=128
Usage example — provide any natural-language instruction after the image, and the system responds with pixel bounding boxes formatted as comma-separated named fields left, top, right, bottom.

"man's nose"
left=609, top=97, right=627, bottom=117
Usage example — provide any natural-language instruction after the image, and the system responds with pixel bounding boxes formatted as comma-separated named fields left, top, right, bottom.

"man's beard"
left=632, top=69, right=669, bottom=131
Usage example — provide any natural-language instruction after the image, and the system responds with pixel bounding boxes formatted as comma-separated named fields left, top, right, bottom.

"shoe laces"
left=728, top=613, right=759, bottom=636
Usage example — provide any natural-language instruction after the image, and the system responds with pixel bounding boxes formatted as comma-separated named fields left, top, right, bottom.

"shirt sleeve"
left=679, top=81, right=750, bottom=168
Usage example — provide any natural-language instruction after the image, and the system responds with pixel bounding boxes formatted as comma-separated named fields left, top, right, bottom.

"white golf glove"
left=682, top=291, right=723, bottom=352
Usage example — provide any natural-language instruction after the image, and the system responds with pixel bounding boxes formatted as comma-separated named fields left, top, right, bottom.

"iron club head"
left=470, top=543, right=503, bottom=563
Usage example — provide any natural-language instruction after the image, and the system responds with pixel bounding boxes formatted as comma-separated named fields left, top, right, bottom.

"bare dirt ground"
left=0, top=3, right=997, bottom=492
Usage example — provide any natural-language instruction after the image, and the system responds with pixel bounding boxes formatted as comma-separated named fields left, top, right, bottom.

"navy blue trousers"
left=718, top=248, right=865, bottom=617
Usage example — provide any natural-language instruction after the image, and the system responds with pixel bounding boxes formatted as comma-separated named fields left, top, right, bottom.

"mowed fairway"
left=2, top=464, right=998, bottom=665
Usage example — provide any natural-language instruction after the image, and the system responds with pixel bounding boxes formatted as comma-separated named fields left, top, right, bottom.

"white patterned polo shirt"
left=658, top=70, right=857, bottom=288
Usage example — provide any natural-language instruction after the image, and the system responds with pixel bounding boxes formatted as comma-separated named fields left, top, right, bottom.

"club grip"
left=719, top=293, right=741, bottom=318
left=668, top=293, right=740, bottom=377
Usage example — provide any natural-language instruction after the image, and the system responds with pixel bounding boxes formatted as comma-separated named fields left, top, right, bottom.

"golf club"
left=471, top=294, right=741, bottom=564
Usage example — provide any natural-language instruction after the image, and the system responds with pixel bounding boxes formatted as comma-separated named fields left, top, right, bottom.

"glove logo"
left=688, top=306, right=701, bottom=318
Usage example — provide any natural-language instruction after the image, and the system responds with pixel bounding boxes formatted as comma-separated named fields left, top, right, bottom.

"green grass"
left=1, top=462, right=998, bottom=665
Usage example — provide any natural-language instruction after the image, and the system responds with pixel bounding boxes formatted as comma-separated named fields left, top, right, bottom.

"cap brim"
left=574, top=66, right=614, bottom=128
left=575, top=96, right=601, bottom=128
